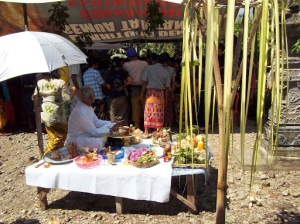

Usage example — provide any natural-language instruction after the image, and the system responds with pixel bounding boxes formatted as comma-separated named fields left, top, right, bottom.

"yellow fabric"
left=58, top=66, right=69, bottom=86
left=44, top=123, right=68, bottom=155
left=0, top=102, right=7, bottom=128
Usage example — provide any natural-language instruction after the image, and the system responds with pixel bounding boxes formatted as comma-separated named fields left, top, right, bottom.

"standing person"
left=21, top=74, right=37, bottom=131
left=33, top=71, right=71, bottom=156
left=66, top=86, right=119, bottom=152
left=162, top=53, right=176, bottom=127
left=68, top=64, right=83, bottom=112
left=0, top=81, right=15, bottom=132
left=173, top=57, right=182, bottom=124
left=141, top=53, right=171, bottom=138
left=83, top=57, right=107, bottom=120
left=106, top=58, right=133, bottom=126
left=123, top=47, right=149, bottom=130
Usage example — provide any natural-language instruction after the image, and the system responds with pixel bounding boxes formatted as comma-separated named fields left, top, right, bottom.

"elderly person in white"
left=66, top=86, right=118, bottom=152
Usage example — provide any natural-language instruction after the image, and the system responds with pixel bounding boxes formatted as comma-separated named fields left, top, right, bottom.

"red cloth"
left=144, top=89, right=164, bottom=129
left=4, top=101, right=15, bottom=126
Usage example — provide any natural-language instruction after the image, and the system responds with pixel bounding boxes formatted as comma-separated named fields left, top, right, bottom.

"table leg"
left=186, top=175, right=197, bottom=213
left=37, top=187, right=50, bottom=210
left=115, top=197, right=123, bottom=214
left=170, top=175, right=197, bottom=213
left=170, top=189, right=197, bottom=212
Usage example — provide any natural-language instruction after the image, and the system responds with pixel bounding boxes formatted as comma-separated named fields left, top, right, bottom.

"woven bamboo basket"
left=130, top=160, right=159, bottom=168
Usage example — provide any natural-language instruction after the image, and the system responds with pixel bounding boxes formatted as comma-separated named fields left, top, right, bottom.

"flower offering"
left=173, top=134, right=209, bottom=166
left=128, top=147, right=159, bottom=168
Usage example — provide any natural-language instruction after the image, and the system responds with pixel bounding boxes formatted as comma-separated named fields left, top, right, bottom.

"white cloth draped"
left=66, top=101, right=115, bottom=151
left=25, top=158, right=173, bottom=203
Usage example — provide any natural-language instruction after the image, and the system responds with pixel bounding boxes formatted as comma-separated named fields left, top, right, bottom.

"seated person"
left=66, top=86, right=119, bottom=153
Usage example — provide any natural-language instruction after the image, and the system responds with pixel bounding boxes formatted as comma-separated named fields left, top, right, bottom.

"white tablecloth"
left=25, top=158, right=173, bottom=203
left=25, top=139, right=210, bottom=203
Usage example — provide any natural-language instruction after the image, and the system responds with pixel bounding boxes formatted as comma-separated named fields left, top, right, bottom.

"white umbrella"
left=0, top=30, right=87, bottom=82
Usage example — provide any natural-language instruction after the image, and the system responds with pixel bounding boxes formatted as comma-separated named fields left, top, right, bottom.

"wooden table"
left=171, top=166, right=210, bottom=213
left=27, top=161, right=209, bottom=214
left=26, top=140, right=210, bottom=214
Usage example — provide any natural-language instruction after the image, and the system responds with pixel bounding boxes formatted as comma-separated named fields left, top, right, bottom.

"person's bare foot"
left=142, top=133, right=151, bottom=139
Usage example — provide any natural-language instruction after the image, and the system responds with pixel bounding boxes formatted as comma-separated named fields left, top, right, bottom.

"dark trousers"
left=92, top=99, right=108, bottom=120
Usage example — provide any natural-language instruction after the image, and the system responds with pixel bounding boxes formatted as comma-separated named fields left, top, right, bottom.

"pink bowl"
left=73, top=155, right=102, bottom=169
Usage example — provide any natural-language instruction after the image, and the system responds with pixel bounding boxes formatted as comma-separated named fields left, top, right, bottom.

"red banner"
left=0, top=0, right=184, bottom=42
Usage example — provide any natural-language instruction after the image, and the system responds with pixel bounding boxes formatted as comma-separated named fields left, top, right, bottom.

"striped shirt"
left=83, top=68, right=105, bottom=100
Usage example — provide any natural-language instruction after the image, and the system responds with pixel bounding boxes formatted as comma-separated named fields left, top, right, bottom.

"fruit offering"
left=163, top=144, right=172, bottom=162
left=152, top=128, right=171, bottom=146
left=173, top=134, right=209, bottom=165
left=80, top=147, right=98, bottom=163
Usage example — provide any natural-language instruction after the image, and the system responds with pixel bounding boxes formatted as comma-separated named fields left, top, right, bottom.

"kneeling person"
left=66, top=86, right=119, bottom=152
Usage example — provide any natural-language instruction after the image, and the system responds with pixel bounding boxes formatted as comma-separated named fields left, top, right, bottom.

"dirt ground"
left=0, top=124, right=299, bottom=224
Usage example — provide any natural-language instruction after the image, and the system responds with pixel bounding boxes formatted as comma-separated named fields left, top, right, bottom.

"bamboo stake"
left=240, top=0, right=250, bottom=172
left=216, top=0, right=235, bottom=223
left=231, top=6, right=263, bottom=107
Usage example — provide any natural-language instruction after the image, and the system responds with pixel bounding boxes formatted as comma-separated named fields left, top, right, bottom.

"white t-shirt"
left=123, top=59, right=148, bottom=86
left=68, top=64, right=83, bottom=88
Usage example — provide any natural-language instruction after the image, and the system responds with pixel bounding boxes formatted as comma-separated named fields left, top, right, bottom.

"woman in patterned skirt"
left=141, top=53, right=171, bottom=138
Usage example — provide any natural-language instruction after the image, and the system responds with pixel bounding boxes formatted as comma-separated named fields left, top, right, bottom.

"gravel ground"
left=0, top=123, right=299, bottom=224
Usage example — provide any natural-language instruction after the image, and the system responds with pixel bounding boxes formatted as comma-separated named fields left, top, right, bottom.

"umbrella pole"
left=22, top=3, right=28, bottom=30
left=33, top=95, right=44, bottom=159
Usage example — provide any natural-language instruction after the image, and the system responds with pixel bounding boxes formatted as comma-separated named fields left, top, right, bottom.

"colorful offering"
left=128, top=147, right=159, bottom=168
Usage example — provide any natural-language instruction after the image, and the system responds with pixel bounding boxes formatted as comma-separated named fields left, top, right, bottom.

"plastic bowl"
left=73, top=154, right=102, bottom=169
left=99, top=147, right=124, bottom=162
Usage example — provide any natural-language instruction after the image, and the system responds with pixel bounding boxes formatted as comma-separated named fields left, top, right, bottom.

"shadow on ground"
left=49, top=167, right=218, bottom=215
left=10, top=219, right=41, bottom=224
left=275, top=210, right=300, bottom=224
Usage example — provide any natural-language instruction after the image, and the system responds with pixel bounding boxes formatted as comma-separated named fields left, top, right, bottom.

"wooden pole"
left=37, top=187, right=49, bottom=210
left=115, top=197, right=123, bottom=214
left=213, top=43, right=226, bottom=224
left=33, top=95, right=44, bottom=159
left=22, top=3, right=28, bottom=30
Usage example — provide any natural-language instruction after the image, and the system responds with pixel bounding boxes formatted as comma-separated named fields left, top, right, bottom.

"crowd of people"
left=0, top=46, right=258, bottom=155
left=0, top=47, right=182, bottom=154
left=50, top=48, right=179, bottom=154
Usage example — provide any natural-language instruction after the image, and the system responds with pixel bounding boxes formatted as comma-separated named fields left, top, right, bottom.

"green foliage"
left=74, top=33, right=93, bottom=49
left=139, top=42, right=179, bottom=58
left=234, top=17, right=254, bottom=37
left=290, top=1, right=300, bottom=53
left=47, top=2, right=69, bottom=34
left=292, top=39, right=300, bottom=53
left=145, top=0, right=165, bottom=36
left=234, top=19, right=242, bottom=36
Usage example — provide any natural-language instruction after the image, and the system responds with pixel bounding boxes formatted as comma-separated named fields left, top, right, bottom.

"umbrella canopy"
left=0, top=30, right=87, bottom=82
